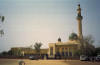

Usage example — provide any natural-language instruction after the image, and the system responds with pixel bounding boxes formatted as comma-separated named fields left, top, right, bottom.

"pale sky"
left=0, top=0, right=100, bottom=52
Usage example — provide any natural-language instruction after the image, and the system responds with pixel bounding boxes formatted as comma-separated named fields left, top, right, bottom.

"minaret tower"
left=76, top=4, right=83, bottom=40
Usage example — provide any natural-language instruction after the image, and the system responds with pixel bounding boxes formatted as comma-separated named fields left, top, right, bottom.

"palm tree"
left=0, top=15, right=5, bottom=37
left=0, top=29, right=4, bottom=37
left=34, top=42, right=42, bottom=55
left=0, top=16, right=5, bottom=22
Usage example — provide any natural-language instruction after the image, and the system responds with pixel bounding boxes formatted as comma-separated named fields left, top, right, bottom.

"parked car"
left=80, top=55, right=90, bottom=61
left=29, top=55, right=40, bottom=60
left=89, top=56, right=95, bottom=61
left=95, top=55, right=100, bottom=61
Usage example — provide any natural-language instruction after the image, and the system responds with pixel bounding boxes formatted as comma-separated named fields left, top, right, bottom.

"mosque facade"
left=11, top=4, right=84, bottom=59
left=48, top=4, right=83, bottom=58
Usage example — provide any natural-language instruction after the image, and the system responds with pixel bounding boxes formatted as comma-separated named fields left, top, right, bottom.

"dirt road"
left=0, top=59, right=100, bottom=65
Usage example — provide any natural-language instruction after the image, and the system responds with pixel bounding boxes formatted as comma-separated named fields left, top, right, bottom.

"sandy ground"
left=0, top=59, right=100, bottom=65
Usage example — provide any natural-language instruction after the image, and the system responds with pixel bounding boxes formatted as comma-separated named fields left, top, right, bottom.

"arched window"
left=69, top=52, right=72, bottom=56
left=56, top=48, right=60, bottom=56
left=50, top=47, right=53, bottom=56
left=62, top=48, right=64, bottom=56
left=66, top=52, right=68, bottom=56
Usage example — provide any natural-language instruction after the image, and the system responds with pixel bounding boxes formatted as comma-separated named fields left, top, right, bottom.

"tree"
left=8, top=50, right=13, bottom=56
left=75, top=35, right=95, bottom=56
left=34, top=42, right=42, bottom=55
left=0, top=29, right=4, bottom=37
left=1, top=51, right=8, bottom=56
left=0, top=15, right=5, bottom=37
left=0, top=16, right=5, bottom=22
left=95, top=47, right=100, bottom=55
left=81, top=35, right=95, bottom=56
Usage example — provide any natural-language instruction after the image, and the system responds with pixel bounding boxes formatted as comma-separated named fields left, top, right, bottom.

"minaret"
left=76, top=4, right=83, bottom=40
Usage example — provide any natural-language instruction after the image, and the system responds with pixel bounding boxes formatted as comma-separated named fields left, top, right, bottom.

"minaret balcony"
left=76, top=16, right=83, bottom=20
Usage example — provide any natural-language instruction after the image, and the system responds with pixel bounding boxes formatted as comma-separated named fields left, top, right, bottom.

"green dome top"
left=69, top=33, right=78, bottom=40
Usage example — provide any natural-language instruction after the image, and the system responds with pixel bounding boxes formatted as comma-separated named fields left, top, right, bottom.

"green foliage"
left=74, top=49, right=81, bottom=57
left=2, top=16, right=5, bottom=22
left=34, top=42, right=42, bottom=54
left=83, top=35, right=94, bottom=45
left=0, top=16, right=5, bottom=22
left=95, top=47, right=100, bottom=55
left=8, top=50, right=13, bottom=55
left=0, top=15, right=5, bottom=37
left=1, top=51, right=8, bottom=55
left=0, top=29, right=4, bottom=37
left=80, top=35, right=95, bottom=56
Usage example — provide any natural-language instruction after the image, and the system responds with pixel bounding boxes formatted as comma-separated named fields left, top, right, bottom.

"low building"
left=11, top=47, right=48, bottom=56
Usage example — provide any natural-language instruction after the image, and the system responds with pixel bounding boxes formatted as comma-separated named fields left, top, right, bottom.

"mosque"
left=48, top=4, right=83, bottom=58
left=11, top=4, right=84, bottom=59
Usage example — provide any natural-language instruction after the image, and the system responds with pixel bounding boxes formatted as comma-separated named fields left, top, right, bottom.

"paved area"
left=0, top=59, right=100, bottom=65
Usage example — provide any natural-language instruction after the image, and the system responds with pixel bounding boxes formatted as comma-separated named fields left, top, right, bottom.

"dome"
left=69, top=33, right=78, bottom=40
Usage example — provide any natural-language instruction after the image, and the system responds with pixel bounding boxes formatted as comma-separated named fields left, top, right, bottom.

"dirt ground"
left=0, top=59, right=100, bottom=65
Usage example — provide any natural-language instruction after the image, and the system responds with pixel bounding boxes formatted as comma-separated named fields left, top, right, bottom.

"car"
left=29, top=55, right=40, bottom=60
left=80, top=55, right=90, bottom=61
left=95, top=55, right=100, bottom=61
left=29, top=56, right=35, bottom=60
